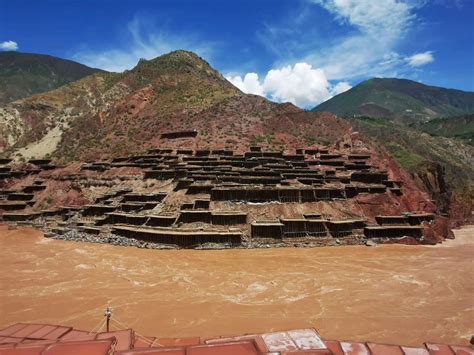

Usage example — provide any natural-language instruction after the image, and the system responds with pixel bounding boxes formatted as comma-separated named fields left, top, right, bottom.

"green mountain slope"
left=0, top=51, right=104, bottom=105
left=412, top=114, right=474, bottom=146
left=314, top=78, right=474, bottom=124
left=350, top=116, right=473, bottom=219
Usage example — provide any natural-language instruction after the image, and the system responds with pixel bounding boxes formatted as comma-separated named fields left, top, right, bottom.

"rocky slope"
left=0, top=52, right=103, bottom=105
left=313, top=78, right=474, bottom=124
left=0, top=50, right=470, bottom=224
left=412, top=114, right=474, bottom=146
left=0, top=50, right=241, bottom=160
left=313, top=78, right=473, bottom=223
left=350, top=116, right=473, bottom=222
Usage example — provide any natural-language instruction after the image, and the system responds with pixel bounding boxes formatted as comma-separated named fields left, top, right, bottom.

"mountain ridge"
left=0, top=51, right=472, bottom=222
left=0, top=50, right=243, bottom=160
left=313, top=77, right=474, bottom=123
left=0, top=51, right=104, bottom=105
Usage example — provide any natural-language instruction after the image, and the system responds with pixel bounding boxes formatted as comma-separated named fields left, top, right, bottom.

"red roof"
left=0, top=323, right=472, bottom=355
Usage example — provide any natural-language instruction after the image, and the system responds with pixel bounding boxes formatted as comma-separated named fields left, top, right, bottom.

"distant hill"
left=313, top=78, right=474, bottom=124
left=349, top=116, right=473, bottom=216
left=413, top=114, right=474, bottom=146
left=0, top=51, right=103, bottom=105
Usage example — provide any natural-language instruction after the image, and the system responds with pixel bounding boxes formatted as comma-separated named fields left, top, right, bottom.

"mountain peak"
left=0, top=52, right=104, bottom=105
left=314, top=77, right=474, bottom=122
left=125, top=49, right=239, bottom=94
left=132, top=50, right=212, bottom=72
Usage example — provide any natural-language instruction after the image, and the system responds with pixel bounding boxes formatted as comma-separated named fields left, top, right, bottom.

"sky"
left=1, top=0, right=473, bottom=108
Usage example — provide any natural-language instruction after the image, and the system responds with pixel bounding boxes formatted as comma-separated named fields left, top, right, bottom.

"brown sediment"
left=0, top=224, right=472, bottom=346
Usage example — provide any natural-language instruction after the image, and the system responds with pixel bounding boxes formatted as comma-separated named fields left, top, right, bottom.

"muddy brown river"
left=0, top=224, right=473, bottom=346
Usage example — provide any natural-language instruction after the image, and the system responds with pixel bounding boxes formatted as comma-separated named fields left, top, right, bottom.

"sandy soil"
left=0, top=224, right=472, bottom=346
left=16, top=125, right=65, bottom=159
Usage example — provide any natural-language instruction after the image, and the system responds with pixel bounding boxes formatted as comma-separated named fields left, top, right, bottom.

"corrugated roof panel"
left=0, top=324, right=28, bottom=337
left=59, top=329, right=97, bottom=342
left=1, top=323, right=473, bottom=355
left=324, top=340, right=344, bottom=355
left=153, top=337, right=201, bottom=348
left=97, top=329, right=134, bottom=351
left=0, top=337, right=23, bottom=345
left=41, top=326, right=72, bottom=340
left=18, top=340, right=55, bottom=345
left=401, top=346, right=430, bottom=355
left=132, top=336, right=156, bottom=348
left=187, top=341, right=260, bottom=355
left=287, top=329, right=327, bottom=350
left=28, top=325, right=71, bottom=340
left=116, top=348, right=185, bottom=354
left=23, top=326, right=57, bottom=340
left=262, top=331, right=298, bottom=352
left=204, top=335, right=268, bottom=353
left=291, top=351, right=334, bottom=354
left=425, top=343, right=456, bottom=354
left=340, top=341, right=370, bottom=355
left=449, top=345, right=474, bottom=354
left=7, top=325, right=46, bottom=339
left=280, top=350, right=332, bottom=354
left=0, top=343, right=45, bottom=355
left=42, top=339, right=115, bottom=355
left=366, top=342, right=404, bottom=355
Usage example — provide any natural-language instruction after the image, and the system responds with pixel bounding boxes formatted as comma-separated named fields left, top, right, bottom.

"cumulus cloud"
left=306, top=0, right=422, bottom=79
left=73, top=16, right=214, bottom=72
left=227, top=62, right=351, bottom=108
left=0, top=40, right=18, bottom=51
left=406, top=51, right=434, bottom=67
left=331, top=81, right=352, bottom=96
left=226, top=73, right=264, bottom=95
left=263, top=63, right=331, bottom=107
left=258, top=1, right=428, bottom=81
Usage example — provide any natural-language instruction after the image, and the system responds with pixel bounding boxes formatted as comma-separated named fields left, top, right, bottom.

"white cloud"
left=263, top=63, right=331, bottom=107
left=305, top=0, right=423, bottom=80
left=311, top=0, right=416, bottom=40
left=256, top=1, right=428, bottom=81
left=0, top=40, right=18, bottom=51
left=226, top=73, right=264, bottom=95
left=331, top=81, right=352, bottom=96
left=73, top=17, right=214, bottom=72
left=227, top=62, right=351, bottom=108
left=406, top=51, right=434, bottom=67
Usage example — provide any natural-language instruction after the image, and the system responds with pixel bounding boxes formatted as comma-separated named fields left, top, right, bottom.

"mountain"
left=0, top=51, right=471, bottom=222
left=0, top=51, right=103, bottom=105
left=349, top=116, right=473, bottom=218
left=313, top=78, right=474, bottom=124
left=0, top=50, right=241, bottom=160
left=0, top=50, right=356, bottom=162
left=413, top=114, right=474, bottom=146
left=313, top=78, right=474, bottom=218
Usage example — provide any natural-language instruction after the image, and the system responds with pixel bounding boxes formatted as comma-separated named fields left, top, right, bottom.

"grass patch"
left=385, top=143, right=427, bottom=173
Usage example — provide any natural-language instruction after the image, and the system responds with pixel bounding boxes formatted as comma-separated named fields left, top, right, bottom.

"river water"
left=0, top=224, right=472, bottom=346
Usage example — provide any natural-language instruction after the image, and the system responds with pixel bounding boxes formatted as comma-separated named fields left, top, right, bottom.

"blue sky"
left=1, top=0, right=473, bottom=108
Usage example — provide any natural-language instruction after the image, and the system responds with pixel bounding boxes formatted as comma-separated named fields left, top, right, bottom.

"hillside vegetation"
left=350, top=116, right=473, bottom=217
left=412, top=114, right=474, bottom=146
left=0, top=50, right=242, bottom=160
left=314, top=78, right=474, bottom=124
left=0, top=52, right=103, bottom=105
